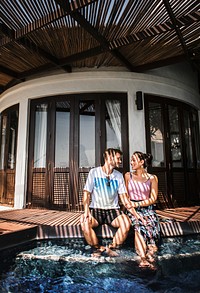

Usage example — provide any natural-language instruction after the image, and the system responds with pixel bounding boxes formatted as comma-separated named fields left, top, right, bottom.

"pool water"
left=0, top=235, right=200, bottom=293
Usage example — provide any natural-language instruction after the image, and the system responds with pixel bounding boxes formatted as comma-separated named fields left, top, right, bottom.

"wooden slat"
left=0, top=206, right=199, bottom=242
left=0, top=0, right=199, bottom=90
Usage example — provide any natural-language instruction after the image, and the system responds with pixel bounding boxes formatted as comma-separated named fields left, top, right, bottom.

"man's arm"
left=80, top=190, right=92, bottom=223
left=119, top=193, right=140, bottom=220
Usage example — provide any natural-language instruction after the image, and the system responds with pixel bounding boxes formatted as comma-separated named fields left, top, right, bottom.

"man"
left=80, top=148, right=139, bottom=256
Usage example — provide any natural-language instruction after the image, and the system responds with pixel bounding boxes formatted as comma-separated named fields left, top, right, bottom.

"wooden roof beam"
left=4, top=78, right=25, bottom=91
left=0, top=0, right=98, bottom=46
left=58, top=7, right=200, bottom=69
left=162, top=0, right=199, bottom=73
left=109, top=9, right=200, bottom=49
left=0, top=22, right=71, bottom=73
left=17, top=63, right=59, bottom=80
left=134, top=55, right=185, bottom=72
left=0, top=86, right=5, bottom=94
left=55, top=0, right=136, bottom=72
left=59, top=46, right=104, bottom=64
left=0, top=22, right=15, bottom=39
left=19, top=37, right=72, bottom=73
left=0, top=65, right=19, bottom=79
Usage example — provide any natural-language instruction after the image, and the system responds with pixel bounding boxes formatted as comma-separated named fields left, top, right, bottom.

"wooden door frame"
left=0, top=104, right=19, bottom=206
left=27, top=92, right=129, bottom=210
left=144, top=94, right=200, bottom=207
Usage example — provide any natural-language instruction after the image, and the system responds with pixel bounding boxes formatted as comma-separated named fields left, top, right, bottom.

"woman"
left=125, top=151, right=160, bottom=268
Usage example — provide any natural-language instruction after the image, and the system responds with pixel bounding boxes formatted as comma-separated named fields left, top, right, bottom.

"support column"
left=14, top=99, right=29, bottom=209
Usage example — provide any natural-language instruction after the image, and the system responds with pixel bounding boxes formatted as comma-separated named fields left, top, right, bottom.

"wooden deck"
left=0, top=206, right=199, bottom=250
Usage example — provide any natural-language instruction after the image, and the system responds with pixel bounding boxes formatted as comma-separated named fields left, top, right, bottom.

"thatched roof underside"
left=0, top=0, right=200, bottom=93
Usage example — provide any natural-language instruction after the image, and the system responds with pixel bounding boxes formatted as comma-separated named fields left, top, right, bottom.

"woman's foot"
left=139, top=257, right=151, bottom=268
left=146, top=244, right=157, bottom=263
left=139, top=258, right=156, bottom=270
left=147, top=244, right=158, bottom=253
left=146, top=252, right=155, bottom=263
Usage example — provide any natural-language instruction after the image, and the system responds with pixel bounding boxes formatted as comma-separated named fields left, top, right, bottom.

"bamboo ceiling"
left=0, top=0, right=200, bottom=93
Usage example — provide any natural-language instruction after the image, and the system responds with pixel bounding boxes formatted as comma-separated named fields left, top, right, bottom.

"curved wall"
left=0, top=68, right=199, bottom=208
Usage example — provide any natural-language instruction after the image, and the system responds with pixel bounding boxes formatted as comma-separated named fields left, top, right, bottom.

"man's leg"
left=80, top=214, right=99, bottom=247
left=110, top=213, right=131, bottom=247
left=80, top=214, right=107, bottom=257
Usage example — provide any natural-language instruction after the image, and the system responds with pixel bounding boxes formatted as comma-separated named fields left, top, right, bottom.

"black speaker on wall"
left=136, top=91, right=143, bottom=110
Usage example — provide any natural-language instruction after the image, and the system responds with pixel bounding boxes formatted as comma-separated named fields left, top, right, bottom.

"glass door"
left=145, top=100, right=173, bottom=208
left=0, top=105, right=19, bottom=206
left=145, top=95, right=200, bottom=207
left=28, top=102, right=49, bottom=208
left=27, top=93, right=128, bottom=211
left=167, top=104, right=185, bottom=206
left=52, top=101, right=71, bottom=209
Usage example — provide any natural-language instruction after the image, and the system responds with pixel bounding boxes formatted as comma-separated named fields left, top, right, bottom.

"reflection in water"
left=0, top=236, right=200, bottom=293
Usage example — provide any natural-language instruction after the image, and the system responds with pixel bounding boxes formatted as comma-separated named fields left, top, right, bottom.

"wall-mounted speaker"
left=135, top=91, right=143, bottom=110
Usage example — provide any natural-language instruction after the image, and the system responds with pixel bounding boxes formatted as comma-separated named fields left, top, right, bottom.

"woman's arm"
left=124, top=172, right=130, bottom=191
left=119, top=193, right=140, bottom=220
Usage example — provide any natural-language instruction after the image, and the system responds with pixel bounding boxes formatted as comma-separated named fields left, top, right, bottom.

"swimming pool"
left=0, top=235, right=200, bottom=293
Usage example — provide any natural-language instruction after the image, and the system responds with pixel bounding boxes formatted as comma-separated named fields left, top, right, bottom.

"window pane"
left=55, top=101, right=70, bottom=168
left=149, top=102, right=165, bottom=167
left=0, top=115, right=7, bottom=170
left=192, top=112, right=200, bottom=168
left=79, top=101, right=95, bottom=167
left=184, top=110, right=194, bottom=168
left=7, top=110, right=18, bottom=169
left=34, top=104, right=47, bottom=168
left=105, top=100, right=121, bottom=150
left=168, top=105, right=182, bottom=167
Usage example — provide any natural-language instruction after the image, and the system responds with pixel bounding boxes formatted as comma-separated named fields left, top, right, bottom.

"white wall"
left=0, top=65, right=199, bottom=208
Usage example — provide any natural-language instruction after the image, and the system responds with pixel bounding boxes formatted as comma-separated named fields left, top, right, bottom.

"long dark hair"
left=133, top=151, right=153, bottom=168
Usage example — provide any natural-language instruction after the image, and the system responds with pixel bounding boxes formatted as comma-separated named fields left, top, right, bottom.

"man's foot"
left=108, top=243, right=121, bottom=250
left=91, top=245, right=106, bottom=258
left=91, top=249, right=102, bottom=258
left=105, top=247, right=119, bottom=257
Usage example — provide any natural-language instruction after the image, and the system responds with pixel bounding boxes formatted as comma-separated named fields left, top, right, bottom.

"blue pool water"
left=0, top=235, right=200, bottom=293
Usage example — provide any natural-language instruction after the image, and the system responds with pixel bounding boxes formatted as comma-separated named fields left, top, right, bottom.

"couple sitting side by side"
left=80, top=148, right=160, bottom=268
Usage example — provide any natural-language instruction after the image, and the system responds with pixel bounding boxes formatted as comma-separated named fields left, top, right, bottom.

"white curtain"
left=10, top=128, right=16, bottom=169
left=105, top=100, right=121, bottom=149
left=34, top=106, right=47, bottom=168
left=0, top=116, right=6, bottom=170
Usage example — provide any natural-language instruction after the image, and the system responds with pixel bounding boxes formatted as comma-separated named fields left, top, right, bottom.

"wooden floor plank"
left=0, top=206, right=199, bottom=247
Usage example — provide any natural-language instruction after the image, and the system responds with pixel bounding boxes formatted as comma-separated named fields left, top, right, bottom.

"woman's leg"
left=146, top=243, right=158, bottom=262
left=134, top=230, right=147, bottom=259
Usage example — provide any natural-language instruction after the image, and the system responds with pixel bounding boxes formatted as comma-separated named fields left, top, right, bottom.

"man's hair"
left=103, top=148, right=122, bottom=160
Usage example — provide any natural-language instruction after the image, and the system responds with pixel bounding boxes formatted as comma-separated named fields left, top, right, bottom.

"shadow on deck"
left=0, top=206, right=199, bottom=250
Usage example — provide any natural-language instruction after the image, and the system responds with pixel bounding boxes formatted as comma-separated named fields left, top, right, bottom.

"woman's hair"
left=133, top=151, right=153, bottom=168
